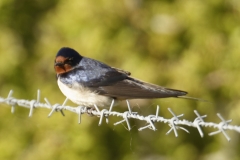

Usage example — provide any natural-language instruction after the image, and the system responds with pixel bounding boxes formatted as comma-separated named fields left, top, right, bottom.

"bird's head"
left=54, top=47, right=82, bottom=74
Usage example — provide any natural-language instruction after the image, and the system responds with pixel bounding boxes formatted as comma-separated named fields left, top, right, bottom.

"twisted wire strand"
left=0, top=90, right=239, bottom=141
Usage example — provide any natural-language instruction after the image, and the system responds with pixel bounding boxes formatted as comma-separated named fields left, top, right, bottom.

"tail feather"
left=177, top=96, right=210, bottom=103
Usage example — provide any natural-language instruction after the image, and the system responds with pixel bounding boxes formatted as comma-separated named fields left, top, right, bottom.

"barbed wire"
left=0, top=90, right=240, bottom=141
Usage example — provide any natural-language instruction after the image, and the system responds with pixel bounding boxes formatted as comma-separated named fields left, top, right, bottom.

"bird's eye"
left=65, top=57, right=73, bottom=64
left=64, top=57, right=74, bottom=65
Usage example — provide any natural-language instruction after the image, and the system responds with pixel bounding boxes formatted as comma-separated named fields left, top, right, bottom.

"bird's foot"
left=86, top=107, right=96, bottom=116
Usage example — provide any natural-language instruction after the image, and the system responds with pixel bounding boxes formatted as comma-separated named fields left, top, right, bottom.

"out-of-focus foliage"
left=0, top=0, right=240, bottom=159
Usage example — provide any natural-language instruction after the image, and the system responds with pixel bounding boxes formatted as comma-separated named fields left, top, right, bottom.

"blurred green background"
left=0, top=0, right=240, bottom=159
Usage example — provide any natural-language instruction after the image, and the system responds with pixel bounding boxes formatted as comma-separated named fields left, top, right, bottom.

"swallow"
left=54, top=47, right=191, bottom=107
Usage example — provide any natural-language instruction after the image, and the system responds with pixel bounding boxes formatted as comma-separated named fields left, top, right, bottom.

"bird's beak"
left=55, top=61, right=63, bottom=66
left=55, top=62, right=66, bottom=71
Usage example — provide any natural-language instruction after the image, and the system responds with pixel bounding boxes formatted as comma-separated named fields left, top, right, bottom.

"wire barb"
left=138, top=106, right=160, bottom=131
left=166, top=108, right=189, bottom=137
left=208, top=113, right=232, bottom=141
left=98, top=109, right=109, bottom=125
left=6, top=90, right=15, bottom=113
left=0, top=90, right=240, bottom=141
left=114, top=111, right=132, bottom=130
left=193, top=110, right=207, bottom=137
left=126, top=100, right=132, bottom=114
left=77, top=106, right=85, bottom=124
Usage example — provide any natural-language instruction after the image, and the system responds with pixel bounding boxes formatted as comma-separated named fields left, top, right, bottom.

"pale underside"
left=57, top=79, right=113, bottom=107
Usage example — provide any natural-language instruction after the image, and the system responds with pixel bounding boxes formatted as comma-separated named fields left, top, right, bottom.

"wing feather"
left=80, top=58, right=187, bottom=100
left=91, top=77, right=187, bottom=100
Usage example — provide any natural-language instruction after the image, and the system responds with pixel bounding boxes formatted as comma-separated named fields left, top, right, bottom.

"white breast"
left=57, top=79, right=112, bottom=107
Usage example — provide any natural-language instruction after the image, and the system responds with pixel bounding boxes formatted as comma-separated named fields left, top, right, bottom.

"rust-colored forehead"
left=55, top=56, right=68, bottom=62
